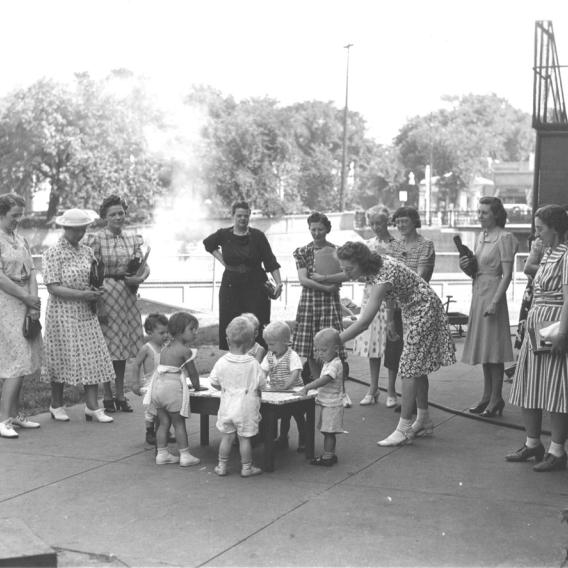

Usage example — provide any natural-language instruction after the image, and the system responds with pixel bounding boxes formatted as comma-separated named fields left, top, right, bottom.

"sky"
left=1, top=0, right=568, bottom=144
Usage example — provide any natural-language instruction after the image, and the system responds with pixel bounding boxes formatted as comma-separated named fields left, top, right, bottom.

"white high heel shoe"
left=85, top=406, right=114, bottom=423
left=360, top=391, right=379, bottom=406
left=50, top=406, right=70, bottom=422
left=0, top=419, right=18, bottom=438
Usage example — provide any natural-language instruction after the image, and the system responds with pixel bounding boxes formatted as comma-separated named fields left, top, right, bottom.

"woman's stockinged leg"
left=50, top=382, right=64, bottom=408
left=368, top=357, right=381, bottom=395
left=521, top=408, right=542, bottom=439
left=113, top=360, right=126, bottom=400
left=550, top=412, right=568, bottom=447
left=0, top=376, right=24, bottom=421
left=489, top=363, right=504, bottom=404
left=387, top=369, right=397, bottom=399
left=400, top=378, right=418, bottom=421
left=415, top=375, right=429, bottom=410
left=84, top=384, right=99, bottom=411
left=323, top=432, right=336, bottom=455
left=481, top=363, right=492, bottom=403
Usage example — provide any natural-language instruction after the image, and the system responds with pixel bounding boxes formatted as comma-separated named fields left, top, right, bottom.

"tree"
left=0, top=72, right=168, bottom=220
left=394, top=94, right=535, bottom=206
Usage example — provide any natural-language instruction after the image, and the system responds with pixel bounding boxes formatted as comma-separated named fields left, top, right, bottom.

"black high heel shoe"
left=480, top=399, right=505, bottom=418
left=468, top=400, right=489, bottom=414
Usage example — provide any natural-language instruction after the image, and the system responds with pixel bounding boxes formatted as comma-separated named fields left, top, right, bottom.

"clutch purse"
left=89, top=259, right=105, bottom=289
left=264, top=280, right=279, bottom=300
left=528, top=320, right=560, bottom=352
left=23, top=315, right=42, bottom=339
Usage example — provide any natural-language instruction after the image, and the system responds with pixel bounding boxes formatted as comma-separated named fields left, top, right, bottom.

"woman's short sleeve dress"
left=292, top=242, right=344, bottom=359
left=0, top=231, right=42, bottom=378
left=510, top=243, right=568, bottom=413
left=352, top=236, right=395, bottom=358
left=84, top=229, right=144, bottom=360
left=461, top=229, right=518, bottom=365
left=371, top=257, right=455, bottom=380
left=41, top=238, right=115, bottom=385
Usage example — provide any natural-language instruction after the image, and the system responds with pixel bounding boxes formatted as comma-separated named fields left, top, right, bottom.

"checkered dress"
left=291, top=242, right=345, bottom=359
left=84, top=229, right=144, bottom=360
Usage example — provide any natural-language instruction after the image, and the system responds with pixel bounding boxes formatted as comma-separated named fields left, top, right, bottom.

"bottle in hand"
left=453, top=235, right=477, bottom=278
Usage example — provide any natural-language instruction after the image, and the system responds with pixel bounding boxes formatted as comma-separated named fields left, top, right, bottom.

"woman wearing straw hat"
left=42, top=209, right=115, bottom=423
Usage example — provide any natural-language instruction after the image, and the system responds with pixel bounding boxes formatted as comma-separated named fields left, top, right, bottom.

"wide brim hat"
left=55, top=208, right=98, bottom=227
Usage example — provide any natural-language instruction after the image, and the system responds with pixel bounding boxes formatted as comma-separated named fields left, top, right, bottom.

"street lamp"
left=339, top=43, right=353, bottom=212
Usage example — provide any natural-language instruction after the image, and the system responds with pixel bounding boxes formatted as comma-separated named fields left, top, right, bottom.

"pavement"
left=2, top=336, right=568, bottom=567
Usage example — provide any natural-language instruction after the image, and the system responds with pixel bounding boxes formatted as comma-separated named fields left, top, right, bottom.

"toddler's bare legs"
left=155, top=408, right=171, bottom=450
left=323, top=432, right=336, bottom=459
left=215, top=432, right=236, bottom=476
left=239, top=434, right=262, bottom=477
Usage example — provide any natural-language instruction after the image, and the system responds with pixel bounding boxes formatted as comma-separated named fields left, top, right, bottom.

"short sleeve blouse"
left=0, top=232, right=34, bottom=281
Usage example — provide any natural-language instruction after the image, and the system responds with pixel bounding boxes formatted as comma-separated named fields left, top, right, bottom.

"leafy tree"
left=0, top=72, right=168, bottom=220
left=394, top=94, right=535, bottom=207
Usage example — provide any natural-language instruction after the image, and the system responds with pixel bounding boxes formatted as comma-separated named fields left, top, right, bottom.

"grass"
left=20, top=343, right=224, bottom=417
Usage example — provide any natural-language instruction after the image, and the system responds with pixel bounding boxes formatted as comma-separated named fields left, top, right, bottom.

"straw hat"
left=55, top=209, right=98, bottom=227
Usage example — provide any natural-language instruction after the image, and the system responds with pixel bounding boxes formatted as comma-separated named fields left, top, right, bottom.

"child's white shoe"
left=155, top=451, right=180, bottom=465
left=214, top=465, right=228, bottom=476
left=180, top=452, right=200, bottom=467
left=240, top=464, right=262, bottom=477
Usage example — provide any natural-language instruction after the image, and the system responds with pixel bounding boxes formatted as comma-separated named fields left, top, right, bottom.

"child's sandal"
left=310, top=455, right=337, bottom=466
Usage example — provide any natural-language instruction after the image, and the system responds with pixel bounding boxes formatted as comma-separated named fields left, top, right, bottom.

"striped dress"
left=510, top=243, right=568, bottom=412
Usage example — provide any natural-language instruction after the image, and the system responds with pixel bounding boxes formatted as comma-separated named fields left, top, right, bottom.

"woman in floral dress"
left=42, top=209, right=115, bottom=423
left=85, top=195, right=149, bottom=413
left=337, top=241, right=455, bottom=447
left=0, top=193, right=42, bottom=438
left=352, top=206, right=396, bottom=406
left=292, top=212, right=344, bottom=381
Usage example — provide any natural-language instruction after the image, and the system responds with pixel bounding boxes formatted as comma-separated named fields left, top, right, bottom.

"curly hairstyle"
left=336, top=241, right=383, bottom=275
left=144, top=313, right=169, bottom=334
left=535, top=204, right=568, bottom=238
left=0, top=192, right=25, bottom=217
left=307, top=211, right=332, bottom=233
left=226, top=315, right=254, bottom=347
left=231, top=201, right=251, bottom=215
left=479, top=196, right=507, bottom=227
left=392, top=206, right=421, bottom=228
left=263, top=320, right=291, bottom=343
left=99, top=194, right=128, bottom=219
left=366, top=205, right=390, bottom=225
left=168, top=312, right=199, bottom=337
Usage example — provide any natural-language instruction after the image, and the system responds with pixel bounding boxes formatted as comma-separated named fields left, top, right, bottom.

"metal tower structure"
left=532, top=21, right=568, bottom=209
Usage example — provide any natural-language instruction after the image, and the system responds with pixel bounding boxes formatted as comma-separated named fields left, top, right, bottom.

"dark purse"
left=89, top=259, right=105, bottom=315
left=89, top=259, right=105, bottom=289
left=453, top=236, right=478, bottom=278
left=23, top=315, right=42, bottom=339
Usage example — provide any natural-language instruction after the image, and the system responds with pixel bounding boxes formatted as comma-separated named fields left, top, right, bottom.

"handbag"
left=23, top=315, right=42, bottom=339
left=89, top=259, right=105, bottom=289
left=453, top=236, right=478, bottom=278
left=528, top=320, right=561, bottom=352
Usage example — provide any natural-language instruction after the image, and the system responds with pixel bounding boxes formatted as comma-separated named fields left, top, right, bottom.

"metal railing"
left=34, top=251, right=530, bottom=316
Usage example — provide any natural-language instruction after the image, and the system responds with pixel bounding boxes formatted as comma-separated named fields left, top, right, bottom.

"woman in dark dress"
left=203, top=201, right=282, bottom=350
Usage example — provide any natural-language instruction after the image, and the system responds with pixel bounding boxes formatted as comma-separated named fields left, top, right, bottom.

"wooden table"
left=189, top=378, right=316, bottom=472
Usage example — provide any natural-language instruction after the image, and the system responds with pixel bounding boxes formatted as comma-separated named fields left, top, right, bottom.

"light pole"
left=339, top=43, right=353, bottom=212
